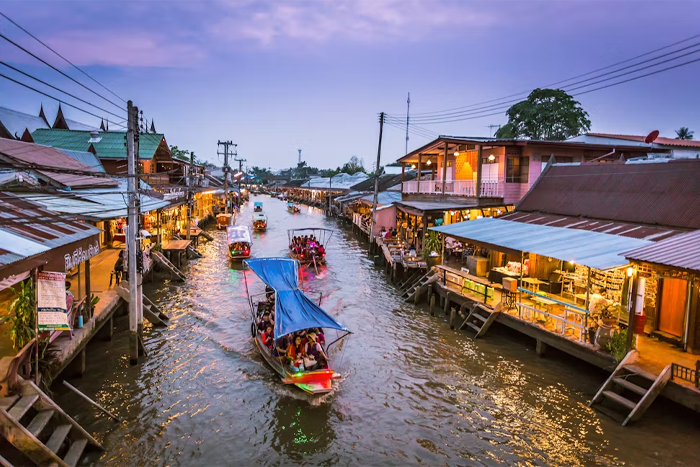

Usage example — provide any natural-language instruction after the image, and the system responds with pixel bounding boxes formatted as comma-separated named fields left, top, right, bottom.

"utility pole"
left=217, top=140, right=234, bottom=214
left=234, top=150, right=246, bottom=200
left=186, top=151, right=195, bottom=240
left=126, top=100, right=140, bottom=365
left=370, top=112, right=385, bottom=242
left=405, top=93, right=410, bottom=155
left=487, top=124, right=501, bottom=137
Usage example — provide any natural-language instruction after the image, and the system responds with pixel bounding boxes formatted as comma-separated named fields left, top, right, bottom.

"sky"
left=1, top=0, right=699, bottom=170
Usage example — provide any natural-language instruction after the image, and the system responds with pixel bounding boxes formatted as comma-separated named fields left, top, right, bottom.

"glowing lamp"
left=454, top=151, right=460, bottom=156
left=569, top=260, right=575, bottom=265
left=426, top=159, right=432, bottom=165
left=488, top=154, right=495, bottom=161
left=627, top=267, right=634, bottom=277
left=411, top=164, right=416, bottom=170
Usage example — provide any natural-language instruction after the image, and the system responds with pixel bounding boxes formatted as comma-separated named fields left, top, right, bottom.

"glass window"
left=506, top=156, right=529, bottom=183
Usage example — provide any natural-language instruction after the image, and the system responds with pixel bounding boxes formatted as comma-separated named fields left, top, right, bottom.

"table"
left=521, top=277, right=545, bottom=293
left=574, top=293, right=588, bottom=306
left=488, top=267, right=520, bottom=285
left=531, top=295, right=556, bottom=313
left=162, top=240, right=192, bottom=268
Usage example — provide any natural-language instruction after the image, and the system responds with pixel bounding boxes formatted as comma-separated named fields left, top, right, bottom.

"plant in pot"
left=7, top=278, right=36, bottom=350
left=422, top=231, right=442, bottom=266
left=606, top=328, right=628, bottom=362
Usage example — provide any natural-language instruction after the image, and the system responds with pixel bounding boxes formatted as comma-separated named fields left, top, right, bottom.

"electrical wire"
left=0, top=61, right=125, bottom=120
left=0, top=32, right=125, bottom=112
left=0, top=10, right=127, bottom=104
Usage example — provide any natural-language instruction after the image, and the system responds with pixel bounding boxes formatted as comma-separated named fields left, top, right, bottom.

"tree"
left=675, top=127, right=694, bottom=140
left=169, top=145, right=191, bottom=162
left=339, top=156, right=366, bottom=174
left=495, top=88, right=591, bottom=141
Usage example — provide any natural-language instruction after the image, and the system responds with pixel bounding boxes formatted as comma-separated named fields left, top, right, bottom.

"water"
left=55, top=195, right=700, bottom=466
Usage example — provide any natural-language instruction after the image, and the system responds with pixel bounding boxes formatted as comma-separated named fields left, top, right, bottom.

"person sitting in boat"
left=304, top=332, right=329, bottom=370
left=258, top=311, right=274, bottom=331
left=287, top=335, right=306, bottom=371
left=316, top=244, right=325, bottom=257
left=262, top=325, right=275, bottom=350
left=272, top=337, right=288, bottom=359
left=265, top=285, right=274, bottom=301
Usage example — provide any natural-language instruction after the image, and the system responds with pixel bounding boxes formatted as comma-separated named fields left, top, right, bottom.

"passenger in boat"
left=287, top=335, right=306, bottom=371
left=262, top=325, right=275, bottom=350
left=265, top=286, right=274, bottom=301
left=312, top=328, right=325, bottom=346
left=272, top=337, right=288, bottom=358
left=316, top=244, right=325, bottom=257
left=305, top=332, right=329, bottom=370
left=258, top=311, right=274, bottom=331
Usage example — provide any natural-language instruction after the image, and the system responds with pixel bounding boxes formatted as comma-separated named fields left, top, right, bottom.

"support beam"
left=416, top=154, right=422, bottom=181
left=475, top=145, right=483, bottom=200
left=85, top=258, right=91, bottom=318
left=441, top=144, right=448, bottom=195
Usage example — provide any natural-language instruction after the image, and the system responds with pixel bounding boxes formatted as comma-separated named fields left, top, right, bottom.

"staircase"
left=589, top=350, right=672, bottom=426
left=152, top=251, right=186, bottom=281
left=0, top=379, right=103, bottom=467
left=198, top=230, right=214, bottom=241
left=402, top=268, right=437, bottom=302
left=459, top=304, right=499, bottom=339
left=115, top=284, right=169, bottom=327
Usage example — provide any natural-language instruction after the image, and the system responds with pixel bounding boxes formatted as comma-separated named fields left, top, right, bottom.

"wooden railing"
left=671, top=361, right=700, bottom=388
left=402, top=179, right=503, bottom=197
left=516, top=288, right=590, bottom=342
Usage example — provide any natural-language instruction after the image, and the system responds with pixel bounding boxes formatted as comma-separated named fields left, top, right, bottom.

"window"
left=506, top=156, right=529, bottom=183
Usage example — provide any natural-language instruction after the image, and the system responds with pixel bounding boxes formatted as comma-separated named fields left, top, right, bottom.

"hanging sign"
left=37, top=271, right=70, bottom=331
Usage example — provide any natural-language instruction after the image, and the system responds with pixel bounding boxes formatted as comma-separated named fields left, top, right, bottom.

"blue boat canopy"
left=254, top=201, right=263, bottom=207
left=244, top=258, right=350, bottom=338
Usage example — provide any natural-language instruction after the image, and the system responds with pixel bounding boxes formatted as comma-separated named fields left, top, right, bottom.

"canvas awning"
left=430, top=217, right=652, bottom=270
left=244, top=258, right=350, bottom=338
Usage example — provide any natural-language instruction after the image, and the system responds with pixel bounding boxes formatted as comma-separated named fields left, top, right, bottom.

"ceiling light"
left=488, top=154, right=495, bottom=161
left=454, top=152, right=460, bottom=156
left=426, top=159, right=432, bottom=165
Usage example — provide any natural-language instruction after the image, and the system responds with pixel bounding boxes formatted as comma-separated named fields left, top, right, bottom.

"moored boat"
left=227, top=225, right=252, bottom=259
left=287, top=202, right=300, bottom=213
left=244, top=258, right=351, bottom=395
left=287, top=228, right=334, bottom=265
left=216, top=213, right=234, bottom=230
left=252, top=212, right=267, bottom=231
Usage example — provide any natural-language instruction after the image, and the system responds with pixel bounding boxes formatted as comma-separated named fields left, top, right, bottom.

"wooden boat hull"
left=253, top=333, right=334, bottom=394
left=289, top=251, right=326, bottom=265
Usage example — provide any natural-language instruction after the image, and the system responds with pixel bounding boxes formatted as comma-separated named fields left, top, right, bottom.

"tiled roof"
left=31, top=128, right=166, bottom=160
left=625, top=229, right=700, bottom=272
left=516, top=160, right=700, bottom=230
left=0, top=106, right=49, bottom=138
left=585, top=133, right=700, bottom=148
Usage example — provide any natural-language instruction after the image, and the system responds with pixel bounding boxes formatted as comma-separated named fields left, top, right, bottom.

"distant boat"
left=253, top=201, right=263, bottom=212
left=216, top=213, right=234, bottom=230
left=244, top=257, right=351, bottom=395
left=252, top=212, right=267, bottom=231
left=287, top=202, right=300, bottom=214
left=227, top=225, right=252, bottom=259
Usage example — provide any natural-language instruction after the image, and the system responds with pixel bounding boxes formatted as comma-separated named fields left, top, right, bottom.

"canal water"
left=55, top=195, right=700, bottom=466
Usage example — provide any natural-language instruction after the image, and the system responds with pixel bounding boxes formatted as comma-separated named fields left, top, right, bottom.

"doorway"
left=658, top=278, right=688, bottom=338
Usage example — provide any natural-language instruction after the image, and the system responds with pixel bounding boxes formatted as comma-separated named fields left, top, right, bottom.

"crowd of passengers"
left=257, top=302, right=329, bottom=372
left=289, top=235, right=325, bottom=260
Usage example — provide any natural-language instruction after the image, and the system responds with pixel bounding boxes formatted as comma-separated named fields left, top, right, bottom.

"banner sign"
left=64, top=240, right=100, bottom=271
left=37, top=271, right=70, bottom=332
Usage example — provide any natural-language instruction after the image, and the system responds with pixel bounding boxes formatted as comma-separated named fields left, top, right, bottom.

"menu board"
left=37, top=271, right=70, bottom=332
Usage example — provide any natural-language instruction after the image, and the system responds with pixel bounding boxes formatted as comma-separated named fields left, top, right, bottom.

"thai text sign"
left=64, top=240, right=100, bottom=271
left=37, top=271, right=70, bottom=331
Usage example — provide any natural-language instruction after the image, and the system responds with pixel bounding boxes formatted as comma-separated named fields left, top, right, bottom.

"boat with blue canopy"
left=287, top=201, right=300, bottom=213
left=253, top=201, right=263, bottom=212
left=244, top=257, right=351, bottom=394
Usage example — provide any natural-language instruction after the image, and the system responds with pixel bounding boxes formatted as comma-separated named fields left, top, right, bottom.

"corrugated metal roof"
left=302, top=173, right=370, bottom=189
left=584, top=133, right=700, bottom=149
left=431, top=217, right=651, bottom=270
left=0, top=106, right=49, bottom=138
left=349, top=171, right=417, bottom=192
left=499, top=212, right=682, bottom=241
left=15, top=178, right=170, bottom=221
left=0, top=138, right=116, bottom=188
left=396, top=200, right=478, bottom=213
left=625, top=229, right=700, bottom=272
left=31, top=128, right=166, bottom=160
left=0, top=193, right=101, bottom=274
left=335, top=191, right=364, bottom=203
left=360, top=191, right=402, bottom=206
left=516, top=160, right=700, bottom=230
left=58, top=149, right=106, bottom=172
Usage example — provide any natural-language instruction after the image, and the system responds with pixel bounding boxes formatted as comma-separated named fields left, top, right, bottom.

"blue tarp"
left=244, top=258, right=350, bottom=338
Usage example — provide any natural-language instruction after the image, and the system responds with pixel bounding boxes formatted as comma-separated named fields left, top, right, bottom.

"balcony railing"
left=402, top=179, right=503, bottom=198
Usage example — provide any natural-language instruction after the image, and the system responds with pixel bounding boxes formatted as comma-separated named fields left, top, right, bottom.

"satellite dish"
left=644, top=130, right=659, bottom=144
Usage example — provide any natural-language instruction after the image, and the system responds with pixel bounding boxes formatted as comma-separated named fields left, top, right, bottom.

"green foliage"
left=7, top=279, right=35, bottom=350
left=675, top=127, right=694, bottom=140
left=340, top=156, right=366, bottom=175
left=422, top=231, right=442, bottom=260
left=495, top=88, right=591, bottom=141
left=170, top=145, right=191, bottom=162
left=606, top=328, right=628, bottom=362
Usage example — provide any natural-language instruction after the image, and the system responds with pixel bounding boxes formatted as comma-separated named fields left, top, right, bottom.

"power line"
left=0, top=10, right=127, bottom=104
left=0, top=32, right=125, bottom=112
left=0, top=61, right=125, bottom=120
left=409, top=32, right=700, bottom=117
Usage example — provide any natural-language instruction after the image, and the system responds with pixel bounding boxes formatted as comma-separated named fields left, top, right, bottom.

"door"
left=658, top=278, right=688, bottom=337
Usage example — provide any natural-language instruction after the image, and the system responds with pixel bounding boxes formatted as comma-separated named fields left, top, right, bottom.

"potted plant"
left=606, top=328, right=628, bottom=362
left=422, top=231, right=442, bottom=267
left=7, top=278, right=35, bottom=350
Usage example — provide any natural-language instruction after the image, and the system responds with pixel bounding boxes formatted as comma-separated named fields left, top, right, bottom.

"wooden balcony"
left=402, top=179, right=503, bottom=198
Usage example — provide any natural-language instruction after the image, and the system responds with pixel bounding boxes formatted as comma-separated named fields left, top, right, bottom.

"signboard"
left=37, top=271, right=70, bottom=332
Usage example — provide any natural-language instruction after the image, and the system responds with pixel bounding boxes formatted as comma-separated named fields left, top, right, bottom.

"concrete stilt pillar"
left=536, top=339, right=548, bottom=357
left=70, top=348, right=87, bottom=377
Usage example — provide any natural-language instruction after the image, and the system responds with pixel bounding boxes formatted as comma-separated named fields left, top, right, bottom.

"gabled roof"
left=0, top=106, right=50, bottom=139
left=0, top=138, right=117, bottom=188
left=516, top=160, right=700, bottom=230
left=584, top=133, right=700, bottom=149
left=625, top=229, right=700, bottom=272
left=31, top=128, right=167, bottom=160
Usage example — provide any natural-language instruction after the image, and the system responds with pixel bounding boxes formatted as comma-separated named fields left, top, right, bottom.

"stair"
left=152, top=251, right=186, bottom=281
left=115, top=284, right=169, bottom=327
left=403, top=268, right=437, bottom=302
left=459, top=304, right=499, bottom=339
left=589, top=350, right=672, bottom=426
left=0, top=378, right=103, bottom=466
left=198, top=230, right=214, bottom=241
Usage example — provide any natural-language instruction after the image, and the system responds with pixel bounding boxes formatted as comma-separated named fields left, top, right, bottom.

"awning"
left=335, top=191, right=365, bottom=203
left=430, top=217, right=652, bottom=270
left=396, top=200, right=479, bottom=217
left=244, top=258, right=350, bottom=338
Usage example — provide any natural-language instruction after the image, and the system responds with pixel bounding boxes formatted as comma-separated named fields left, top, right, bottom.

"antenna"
left=405, top=92, right=410, bottom=155
left=487, top=124, right=501, bottom=137
left=297, top=149, right=302, bottom=164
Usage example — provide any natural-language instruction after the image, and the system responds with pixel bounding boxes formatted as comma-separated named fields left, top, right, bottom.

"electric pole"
left=370, top=112, right=385, bottom=242
left=234, top=150, right=246, bottom=200
left=405, top=93, right=410, bottom=155
left=487, top=124, right=501, bottom=137
left=218, top=140, right=235, bottom=214
left=186, top=151, right=195, bottom=240
left=126, top=101, right=140, bottom=365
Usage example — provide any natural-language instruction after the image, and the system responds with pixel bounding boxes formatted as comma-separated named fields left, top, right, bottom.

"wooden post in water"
left=443, top=292, right=451, bottom=315
left=450, top=307, right=456, bottom=329
left=428, top=284, right=435, bottom=316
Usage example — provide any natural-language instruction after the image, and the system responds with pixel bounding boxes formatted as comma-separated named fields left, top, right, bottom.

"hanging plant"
left=7, top=278, right=36, bottom=350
